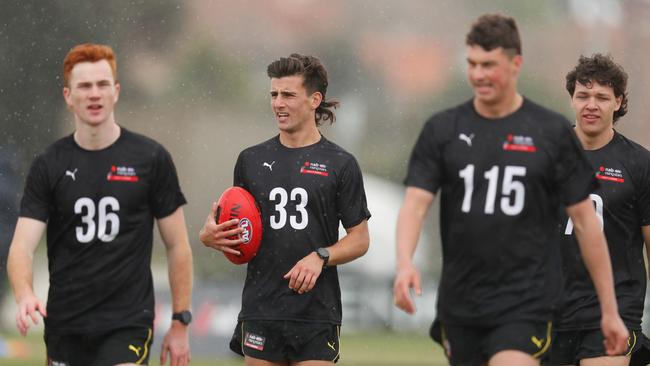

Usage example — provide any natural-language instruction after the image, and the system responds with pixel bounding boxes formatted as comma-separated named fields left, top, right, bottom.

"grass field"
left=0, top=331, right=448, bottom=365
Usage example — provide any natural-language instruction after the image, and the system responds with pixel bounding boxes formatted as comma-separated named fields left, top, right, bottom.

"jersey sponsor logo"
left=65, top=168, right=78, bottom=181
left=300, top=161, right=329, bottom=176
left=596, top=166, right=624, bottom=183
left=263, top=161, right=276, bottom=171
left=244, top=332, right=265, bottom=351
left=502, top=134, right=537, bottom=153
left=107, top=165, right=139, bottom=182
left=458, top=133, right=474, bottom=146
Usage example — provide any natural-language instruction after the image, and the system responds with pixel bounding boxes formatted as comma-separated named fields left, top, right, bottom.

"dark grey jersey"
left=557, top=131, right=650, bottom=331
left=406, top=99, right=596, bottom=327
left=20, top=128, right=186, bottom=334
left=234, top=135, right=370, bottom=324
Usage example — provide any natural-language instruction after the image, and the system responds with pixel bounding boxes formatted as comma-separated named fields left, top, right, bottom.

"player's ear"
left=114, top=82, right=120, bottom=104
left=63, top=87, right=73, bottom=110
left=511, top=54, right=523, bottom=76
left=614, top=95, right=622, bottom=111
left=311, top=91, right=323, bottom=110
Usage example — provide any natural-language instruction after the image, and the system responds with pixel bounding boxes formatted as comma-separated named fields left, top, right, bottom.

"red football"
left=215, top=187, right=263, bottom=264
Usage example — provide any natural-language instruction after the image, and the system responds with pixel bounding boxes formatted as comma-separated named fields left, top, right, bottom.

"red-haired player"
left=8, top=43, right=193, bottom=366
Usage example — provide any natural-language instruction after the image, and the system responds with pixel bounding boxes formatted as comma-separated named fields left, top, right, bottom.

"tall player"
left=200, top=53, right=370, bottom=366
left=548, top=54, right=650, bottom=365
left=7, top=43, right=193, bottom=366
left=392, top=14, right=628, bottom=366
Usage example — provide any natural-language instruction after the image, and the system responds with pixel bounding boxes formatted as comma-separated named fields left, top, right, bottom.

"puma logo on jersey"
left=129, top=344, right=142, bottom=356
left=263, top=161, right=276, bottom=171
left=459, top=133, right=474, bottom=146
left=65, top=168, right=78, bottom=181
left=531, top=335, right=544, bottom=349
left=327, top=341, right=336, bottom=351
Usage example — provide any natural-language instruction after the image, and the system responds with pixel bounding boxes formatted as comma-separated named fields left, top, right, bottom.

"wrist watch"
left=172, top=310, right=192, bottom=325
left=316, top=247, right=330, bottom=267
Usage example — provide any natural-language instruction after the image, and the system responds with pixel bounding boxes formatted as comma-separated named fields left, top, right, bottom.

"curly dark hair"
left=266, top=53, right=339, bottom=126
left=565, top=53, right=628, bottom=123
left=466, top=14, right=521, bottom=56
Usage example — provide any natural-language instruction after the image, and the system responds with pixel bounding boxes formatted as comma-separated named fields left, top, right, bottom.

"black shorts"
left=45, top=326, right=153, bottom=366
left=630, top=332, right=650, bottom=366
left=230, top=320, right=340, bottom=363
left=431, top=320, right=552, bottom=366
left=548, top=328, right=642, bottom=364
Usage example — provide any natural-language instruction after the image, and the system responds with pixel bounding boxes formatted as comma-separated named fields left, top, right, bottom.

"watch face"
left=174, top=311, right=192, bottom=325
left=317, top=248, right=329, bottom=261
left=181, top=311, right=192, bottom=324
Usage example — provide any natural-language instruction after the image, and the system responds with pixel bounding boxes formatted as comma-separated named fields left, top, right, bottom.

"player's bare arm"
left=199, top=201, right=244, bottom=255
left=7, top=217, right=48, bottom=336
left=566, top=198, right=628, bottom=355
left=158, top=207, right=193, bottom=366
left=393, top=187, right=434, bottom=315
left=284, top=220, right=369, bottom=294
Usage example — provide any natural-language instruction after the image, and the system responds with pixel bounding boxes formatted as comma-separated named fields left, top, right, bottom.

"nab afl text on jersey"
left=557, top=131, right=650, bottom=331
left=406, top=99, right=596, bottom=327
left=233, top=135, right=370, bottom=324
left=20, top=128, right=186, bottom=334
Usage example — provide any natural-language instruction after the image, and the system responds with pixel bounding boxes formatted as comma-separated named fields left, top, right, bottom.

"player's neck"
left=279, top=125, right=321, bottom=148
left=474, top=92, right=523, bottom=119
left=575, top=126, right=614, bottom=151
left=73, top=118, right=121, bottom=151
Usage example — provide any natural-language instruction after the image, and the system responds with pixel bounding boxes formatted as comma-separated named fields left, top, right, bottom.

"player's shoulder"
left=316, top=136, right=356, bottom=159
left=237, top=135, right=279, bottom=160
left=119, top=128, right=167, bottom=151
left=613, top=131, right=649, bottom=154
left=35, top=134, right=76, bottom=164
left=612, top=131, right=650, bottom=167
left=423, top=99, right=472, bottom=128
left=521, top=98, right=571, bottom=126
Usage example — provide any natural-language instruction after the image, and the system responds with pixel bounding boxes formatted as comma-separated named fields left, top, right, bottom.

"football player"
left=549, top=54, right=650, bottom=366
left=7, top=43, right=193, bottom=366
left=200, top=53, right=371, bottom=366
left=392, top=14, right=628, bottom=366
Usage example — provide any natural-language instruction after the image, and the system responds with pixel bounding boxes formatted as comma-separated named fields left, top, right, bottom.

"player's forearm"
left=396, top=188, right=434, bottom=270
left=328, top=220, right=369, bottom=266
left=575, top=222, right=619, bottom=315
left=396, top=213, right=423, bottom=270
left=166, top=243, right=193, bottom=312
left=7, top=244, right=36, bottom=302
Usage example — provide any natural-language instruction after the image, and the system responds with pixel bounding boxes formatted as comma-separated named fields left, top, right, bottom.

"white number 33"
left=269, top=187, right=308, bottom=230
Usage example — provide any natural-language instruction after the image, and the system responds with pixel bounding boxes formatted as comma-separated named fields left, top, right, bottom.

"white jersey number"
left=269, top=187, right=308, bottom=230
left=564, top=193, right=604, bottom=235
left=459, top=164, right=526, bottom=216
left=74, top=196, right=120, bottom=243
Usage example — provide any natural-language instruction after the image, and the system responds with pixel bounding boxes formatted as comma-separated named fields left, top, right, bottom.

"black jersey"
left=556, top=131, right=650, bottom=331
left=20, top=128, right=186, bottom=334
left=233, top=135, right=370, bottom=324
left=405, top=99, right=596, bottom=327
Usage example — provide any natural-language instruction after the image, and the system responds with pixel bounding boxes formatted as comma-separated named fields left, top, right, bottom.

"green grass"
left=0, top=331, right=447, bottom=365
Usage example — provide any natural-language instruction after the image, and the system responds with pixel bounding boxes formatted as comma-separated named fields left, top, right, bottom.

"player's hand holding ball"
left=200, top=187, right=262, bottom=264
left=199, top=201, right=244, bottom=255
